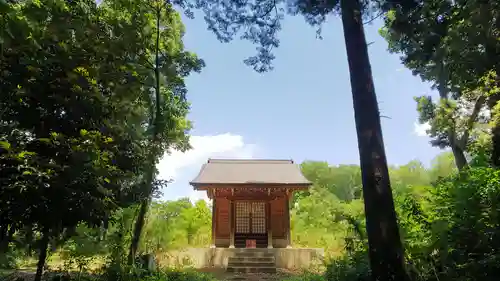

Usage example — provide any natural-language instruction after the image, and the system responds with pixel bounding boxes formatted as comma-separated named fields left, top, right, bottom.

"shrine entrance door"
left=234, top=201, right=267, bottom=248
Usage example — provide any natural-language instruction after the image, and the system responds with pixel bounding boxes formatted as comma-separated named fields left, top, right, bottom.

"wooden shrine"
left=190, top=159, right=311, bottom=249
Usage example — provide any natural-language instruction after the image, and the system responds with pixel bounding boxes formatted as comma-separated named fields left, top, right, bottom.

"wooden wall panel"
left=270, top=197, right=286, bottom=238
left=216, top=198, right=230, bottom=237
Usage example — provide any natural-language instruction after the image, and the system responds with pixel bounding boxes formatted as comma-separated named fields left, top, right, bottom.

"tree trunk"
left=436, top=60, right=469, bottom=170
left=128, top=194, right=152, bottom=264
left=488, top=88, right=500, bottom=167
left=128, top=6, right=162, bottom=265
left=34, top=230, right=50, bottom=281
left=451, top=144, right=468, bottom=170
left=25, top=225, right=33, bottom=256
left=340, top=0, right=408, bottom=280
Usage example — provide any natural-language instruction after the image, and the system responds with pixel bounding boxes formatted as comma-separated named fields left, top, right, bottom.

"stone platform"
left=158, top=248, right=324, bottom=270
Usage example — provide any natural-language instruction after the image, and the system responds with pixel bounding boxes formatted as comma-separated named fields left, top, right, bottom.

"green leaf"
left=80, top=129, right=88, bottom=136
left=38, top=138, right=51, bottom=143
left=17, top=151, right=36, bottom=159
left=0, top=141, right=11, bottom=150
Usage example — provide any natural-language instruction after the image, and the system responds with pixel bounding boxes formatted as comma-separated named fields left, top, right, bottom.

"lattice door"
left=251, top=202, right=266, bottom=234
left=235, top=201, right=266, bottom=234
left=235, top=202, right=251, bottom=233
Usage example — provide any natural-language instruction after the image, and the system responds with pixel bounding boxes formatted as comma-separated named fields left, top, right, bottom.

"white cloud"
left=414, top=121, right=431, bottom=137
left=156, top=133, right=257, bottom=203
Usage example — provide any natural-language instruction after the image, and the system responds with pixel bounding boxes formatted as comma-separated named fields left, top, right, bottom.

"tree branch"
left=363, top=11, right=383, bottom=25
left=459, top=95, right=486, bottom=147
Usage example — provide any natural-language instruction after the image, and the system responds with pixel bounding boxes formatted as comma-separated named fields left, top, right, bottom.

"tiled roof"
left=190, top=159, right=311, bottom=186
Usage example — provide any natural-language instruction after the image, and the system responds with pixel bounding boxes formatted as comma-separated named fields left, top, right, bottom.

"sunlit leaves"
left=140, top=199, right=211, bottom=252
left=0, top=0, right=201, bottom=256
left=382, top=1, right=499, bottom=165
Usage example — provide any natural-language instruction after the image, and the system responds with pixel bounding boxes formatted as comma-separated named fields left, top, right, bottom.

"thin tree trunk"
left=340, top=0, right=408, bottom=280
left=25, top=225, right=33, bottom=256
left=128, top=5, right=163, bottom=265
left=100, top=215, right=109, bottom=241
left=34, top=229, right=50, bottom=281
left=128, top=191, right=152, bottom=264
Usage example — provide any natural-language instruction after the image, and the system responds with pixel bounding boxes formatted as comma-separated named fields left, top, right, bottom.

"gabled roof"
left=190, top=159, right=311, bottom=187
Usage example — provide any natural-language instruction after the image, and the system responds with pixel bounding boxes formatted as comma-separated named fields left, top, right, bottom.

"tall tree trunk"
left=128, top=5, right=163, bottom=265
left=436, top=59, right=470, bottom=170
left=450, top=144, right=468, bottom=170
left=488, top=94, right=500, bottom=167
left=340, top=0, right=408, bottom=280
left=34, top=229, right=50, bottom=281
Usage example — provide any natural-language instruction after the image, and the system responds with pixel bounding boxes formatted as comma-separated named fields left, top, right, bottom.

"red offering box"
left=246, top=239, right=256, bottom=248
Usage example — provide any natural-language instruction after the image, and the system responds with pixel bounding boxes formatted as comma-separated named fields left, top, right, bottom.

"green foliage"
left=428, top=167, right=500, bottom=281
left=60, top=226, right=105, bottom=273
left=290, top=153, right=500, bottom=281
left=381, top=1, right=499, bottom=93
left=2, top=1, right=499, bottom=281
left=141, top=199, right=211, bottom=252
left=282, top=272, right=327, bottom=281
left=1, top=0, right=202, bottom=279
left=381, top=0, right=499, bottom=167
left=292, top=156, right=455, bottom=257
left=44, top=267, right=217, bottom=281
left=140, top=269, right=217, bottom=281
left=324, top=252, right=370, bottom=281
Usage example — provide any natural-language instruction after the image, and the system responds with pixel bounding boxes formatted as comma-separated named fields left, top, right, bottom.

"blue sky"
left=157, top=14, right=442, bottom=202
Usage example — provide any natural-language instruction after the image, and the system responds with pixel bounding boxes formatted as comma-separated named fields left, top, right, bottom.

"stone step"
left=228, top=263, right=276, bottom=269
left=232, top=249, right=275, bottom=258
left=228, top=261, right=275, bottom=267
left=228, top=257, right=275, bottom=263
left=234, top=253, right=274, bottom=258
left=226, top=266, right=277, bottom=273
left=226, top=275, right=276, bottom=281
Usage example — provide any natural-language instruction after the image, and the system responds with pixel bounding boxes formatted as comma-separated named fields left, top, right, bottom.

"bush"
left=324, top=250, right=370, bottom=281
left=0, top=247, right=22, bottom=269
left=282, top=272, right=326, bottom=281
left=428, top=167, right=500, bottom=281
left=142, top=269, right=217, bottom=281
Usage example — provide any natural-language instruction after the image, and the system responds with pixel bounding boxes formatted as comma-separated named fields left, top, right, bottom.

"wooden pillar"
left=210, top=197, right=216, bottom=248
left=267, top=201, right=273, bottom=248
left=229, top=200, right=235, bottom=248
left=285, top=195, right=292, bottom=248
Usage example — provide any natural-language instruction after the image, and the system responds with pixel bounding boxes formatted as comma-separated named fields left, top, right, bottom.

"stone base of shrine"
left=157, top=248, right=324, bottom=270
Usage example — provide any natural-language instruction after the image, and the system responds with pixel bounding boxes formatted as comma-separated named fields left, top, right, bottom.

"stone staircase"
left=226, top=249, right=277, bottom=274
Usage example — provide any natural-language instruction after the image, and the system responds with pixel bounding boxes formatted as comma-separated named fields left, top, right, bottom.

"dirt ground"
left=198, top=267, right=300, bottom=281
left=1, top=267, right=301, bottom=281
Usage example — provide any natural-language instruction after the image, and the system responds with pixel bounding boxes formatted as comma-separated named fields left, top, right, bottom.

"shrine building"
left=190, top=159, right=311, bottom=249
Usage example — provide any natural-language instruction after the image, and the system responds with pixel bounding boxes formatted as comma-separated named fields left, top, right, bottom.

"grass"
left=3, top=250, right=321, bottom=281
